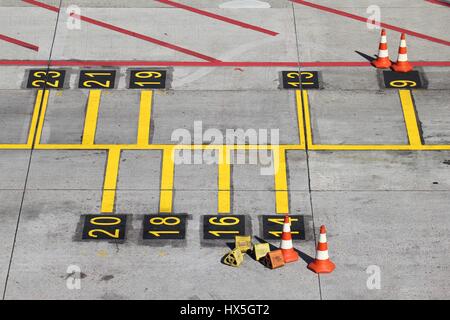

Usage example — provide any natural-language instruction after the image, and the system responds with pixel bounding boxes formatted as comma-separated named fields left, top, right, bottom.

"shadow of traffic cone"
left=372, top=29, right=392, bottom=69
left=308, top=225, right=335, bottom=274
left=280, top=215, right=299, bottom=263
left=391, top=33, right=413, bottom=73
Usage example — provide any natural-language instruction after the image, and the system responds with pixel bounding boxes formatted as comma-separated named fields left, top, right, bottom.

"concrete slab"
left=0, top=8, right=56, bottom=60
left=286, top=150, right=309, bottom=191
left=4, top=189, right=319, bottom=299
left=420, top=67, right=450, bottom=91
left=309, top=151, right=450, bottom=191
left=413, top=90, right=450, bottom=145
left=151, top=90, right=299, bottom=145
left=51, top=7, right=297, bottom=62
left=294, top=4, right=450, bottom=62
left=308, top=90, right=408, bottom=145
left=27, top=150, right=106, bottom=190
left=312, top=191, right=450, bottom=299
left=95, top=91, right=140, bottom=145
left=0, top=67, right=33, bottom=90
left=53, top=1, right=291, bottom=9
left=0, top=191, right=23, bottom=294
left=117, top=150, right=162, bottom=190
left=0, top=90, right=37, bottom=144
left=0, top=150, right=31, bottom=190
left=40, top=90, right=87, bottom=145
left=171, top=67, right=291, bottom=91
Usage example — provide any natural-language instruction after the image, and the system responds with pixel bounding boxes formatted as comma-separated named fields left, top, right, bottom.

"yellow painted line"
left=295, top=90, right=306, bottom=148
left=100, top=147, right=121, bottom=213
left=33, top=144, right=301, bottom=151
left=31, top=143, right=450, bottom=151
left=159, top=147, right=175, bottom=213
left=82, top=90, right=102, bottom=145
left=0, top=144, right=31, bottom=149
left=218, top=146, right=231, bottom=214
left=308, top=144, right=423, bottom=151
left=399, top=90, right=422, bottom=147
left=301, top=90, right=314, bottom=147
left=273, top=147, right=289, bottom=214
left=137, top=90, right=153, bottom=146
left=29, top=89, right=48, bottom=147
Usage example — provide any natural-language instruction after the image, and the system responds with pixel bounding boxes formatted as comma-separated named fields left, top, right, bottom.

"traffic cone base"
left=391, top=61, right=413, bottom=73
left=282, top=249, right=299, bottom=263
left=307, top=259, right=336, bottom=274
left=372, top=58, right=392, bottom=69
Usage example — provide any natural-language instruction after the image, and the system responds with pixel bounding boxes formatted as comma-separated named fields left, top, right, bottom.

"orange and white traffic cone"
left=308, top=225, right=335, bottom=274
left=391, top=33, right=413, bottom=73
left=372, top=29, right=392, bottom=69
left=280, top=215, right=299, bottom=263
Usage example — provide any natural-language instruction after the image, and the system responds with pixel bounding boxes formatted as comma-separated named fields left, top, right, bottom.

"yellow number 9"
left=136, top=71, right=162, bottom=79
left=209, top=216, right=239, bottom=226
left=389, top=80, right=417, bottom=88
left=286, top=72, right=299, bottom=79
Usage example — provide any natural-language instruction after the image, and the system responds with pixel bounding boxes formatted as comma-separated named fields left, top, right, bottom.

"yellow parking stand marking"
left=82, top=90, right=102, bottom=145
left=273, top=148, right=289, bottom=214
left=137, top=90, right=153, bottom=146
left=34, top=89, right=50, bottom=147
left=399, top=90, right=422, bottom=147
left=295, top=90, right=306, bottom=147
left=159, top=147, right=175, bottom=213
left=101, top=147, right=121, bottom=213
left=28, top=89, right=47, bottom=146
left=218, top=146, right=231, bottom=214
left=301, top=90, right=314, bottom=147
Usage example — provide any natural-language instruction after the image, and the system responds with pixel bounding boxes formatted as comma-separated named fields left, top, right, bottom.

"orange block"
left=265, top=250, right=285, bottom=269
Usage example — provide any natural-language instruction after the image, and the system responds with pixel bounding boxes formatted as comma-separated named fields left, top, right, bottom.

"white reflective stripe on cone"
left=281, top=240, right=293, bottom=249
left=283, top=223, right=291, bottom=233
left=319, top=233, right=327, bottom=243
left=397, top=53, right=408, bottom=61
left=400, top=39, right=407, bottom=47
left=381, top=35, right=387, bottom=43
left=316, top=250, right=329, bottom=261
left=378, top=49, right=389, bottom=58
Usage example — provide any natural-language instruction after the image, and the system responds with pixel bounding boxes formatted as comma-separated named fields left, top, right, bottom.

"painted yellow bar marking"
left=295, top=90, right=306, bottom=147
left=101, top=147, right=121, bottom=213
left=301, top=90, right=314, bottom=147
left=82, top=90, right=101, bottom=145
left=159, top=147, right=175, bottom=213
left=218, top=146, right=231, bottom=214
left=399, top=90, right=422, bottom=147
left=31, top=143, right=450, bottom=151
left=28, top=89, right=47, bottom=146
left=273, top=148, right=289, bottom=214
left=137, top=90, right=153, bottom=146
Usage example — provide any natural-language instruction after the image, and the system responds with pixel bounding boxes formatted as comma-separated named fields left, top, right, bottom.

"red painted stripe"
left=0, top=34, right=39, bottom=51
left=22, top=0, right=60, bottom=12
left=22, top=0, right=220, bottom=62
left=155, top=0, right=278, bottom=36
left=426, top=0, right=450, bottom=8
left=1, top=60, right=450, bottom=67
left=69, top=13, right=220, bottom=62
left=291, top=0, right=450, bottom=47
